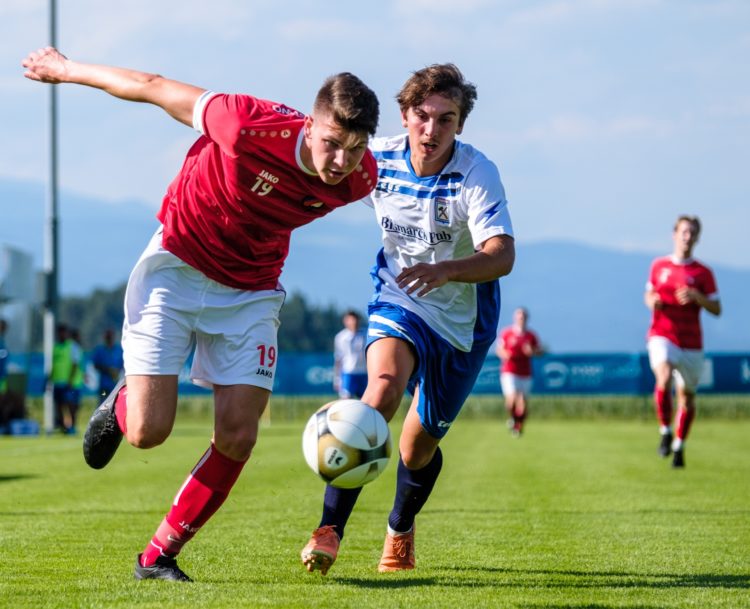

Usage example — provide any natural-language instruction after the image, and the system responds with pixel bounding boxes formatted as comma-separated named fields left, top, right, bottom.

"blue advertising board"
left=10, top=351, right=750, bottom=397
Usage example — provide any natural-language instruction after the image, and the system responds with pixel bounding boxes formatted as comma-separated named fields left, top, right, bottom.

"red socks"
left=114, top=386, right=128, bottom=434
left=675, top=406, right=695, bottom=441
left=654, top=387, right=672, bottom=428
left=140, top=443, right=247, bottom=567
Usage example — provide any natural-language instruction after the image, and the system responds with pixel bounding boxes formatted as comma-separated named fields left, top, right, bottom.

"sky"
left=2, top=0, right=750, bottom=277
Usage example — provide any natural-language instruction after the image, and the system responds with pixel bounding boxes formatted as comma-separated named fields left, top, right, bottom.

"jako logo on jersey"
left=381, top=216, right=452, bottom=245
left=434, top=197, right=451, bottom=225
left=259, top=170, right=279, bottom=184
left=272, top=104, right=304, bottom=118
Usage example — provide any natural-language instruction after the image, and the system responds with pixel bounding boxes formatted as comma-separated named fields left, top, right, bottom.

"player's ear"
left=400, top=110, right=408, bottom=128
left=304, top=115, right=314, bottom=139
left=456, top=120, right=464, bottom=136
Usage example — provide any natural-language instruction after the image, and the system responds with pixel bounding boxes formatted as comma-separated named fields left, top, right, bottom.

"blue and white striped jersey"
left=363, top=134, right=514, bottom=351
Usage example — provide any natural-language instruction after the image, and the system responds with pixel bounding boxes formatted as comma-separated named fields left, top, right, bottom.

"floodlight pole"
left=43, top=0, right=59, bottom=434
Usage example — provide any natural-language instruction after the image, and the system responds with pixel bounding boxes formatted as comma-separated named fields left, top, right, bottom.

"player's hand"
left=22, top=47, right=70, bottom=84
left=651, top=294, right=663, bottom=310
left=397, top=262, right=449, bottom=297
left=675, top=286, right=700, bottom=305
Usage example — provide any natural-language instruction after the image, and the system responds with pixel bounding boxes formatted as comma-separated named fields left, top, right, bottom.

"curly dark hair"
left=396, top=63, right=477, bottom=126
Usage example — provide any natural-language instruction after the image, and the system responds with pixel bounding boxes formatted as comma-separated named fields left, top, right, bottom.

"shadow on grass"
left=0, top=474, right=38, bottom=483
left=519, top=605, right=664, bottom=609
left=442, top=565, right=750, bottom=590
left=334, top=576, right=436, bottom=588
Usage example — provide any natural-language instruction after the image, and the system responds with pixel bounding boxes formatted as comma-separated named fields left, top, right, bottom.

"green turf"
left=1, top=409, right=748, bottom=608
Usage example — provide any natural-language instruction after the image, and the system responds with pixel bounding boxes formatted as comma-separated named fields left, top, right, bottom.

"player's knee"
left=125, top=421, right=171, bottom=449
left=214, top=427, right=258, bottom=462
left=362, top=384, right=402, bottom=421
left=399, top=445, right=433, bottom=470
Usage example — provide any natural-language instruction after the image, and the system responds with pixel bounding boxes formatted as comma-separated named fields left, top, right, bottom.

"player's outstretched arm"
left=22, top=46, right=205, bottom=127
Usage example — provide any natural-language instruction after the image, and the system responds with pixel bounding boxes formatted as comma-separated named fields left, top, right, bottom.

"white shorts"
left=122, top=229, right=285, bottom=391
left=500, top=372, right=532, bottom=396
left=647, top=336, right=704, bottom=392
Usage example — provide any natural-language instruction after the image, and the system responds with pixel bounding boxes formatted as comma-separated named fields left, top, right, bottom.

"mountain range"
left=2, top=178, right=747, bottom=352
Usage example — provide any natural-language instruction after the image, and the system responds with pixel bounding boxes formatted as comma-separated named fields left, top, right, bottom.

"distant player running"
left=22, top=46, right=379, bottom=581
left=645, top=215, right=721, bottom=468
left=497, top=307, right=543, bottom=437
left=301, top=64, right=515, bottom=574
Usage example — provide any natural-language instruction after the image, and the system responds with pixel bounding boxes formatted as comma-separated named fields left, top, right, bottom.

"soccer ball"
left=302, top=399, right=391, bottom=489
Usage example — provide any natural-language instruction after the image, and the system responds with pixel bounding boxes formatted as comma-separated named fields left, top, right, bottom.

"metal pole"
left=43, top=0, right=59, bottom=434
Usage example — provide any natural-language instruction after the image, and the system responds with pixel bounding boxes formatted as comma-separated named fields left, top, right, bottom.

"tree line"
left=30, top=283, right=359, bottom=353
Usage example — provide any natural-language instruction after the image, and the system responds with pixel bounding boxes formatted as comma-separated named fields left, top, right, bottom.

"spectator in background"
left=645, top=215, right=721, bottom=468
left=0, top=319, right=8, bottom=394
left=68, top=328, right=86, bottom=432
left=333, top=310, right=367, bottom=399
left=51, top=323, right=82, bottom=434
left=496, top=307, right=543, bottom=437
left=92, top=328, right=124, bottom=397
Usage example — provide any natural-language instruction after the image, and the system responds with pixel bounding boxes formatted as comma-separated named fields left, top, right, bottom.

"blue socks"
left=388, top=447, right=443, bottom=533
left=319, top=447, right=444, bottom=539
left=319, top=485, right=363, bottom=541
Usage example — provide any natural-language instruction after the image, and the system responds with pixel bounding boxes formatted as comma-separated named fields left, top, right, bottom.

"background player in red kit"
left=496, top=307, right=543, bottom=436
left=645, top=215, right=721, bottom=468
left=22, top=46, right=379, bottom=581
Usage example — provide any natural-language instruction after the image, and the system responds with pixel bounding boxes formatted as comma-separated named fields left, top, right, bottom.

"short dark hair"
left=314, top=73, right=380, bottom=136
left=674, top=214, right=701, bottom=236
left=396, top=64, right=477, bottom=126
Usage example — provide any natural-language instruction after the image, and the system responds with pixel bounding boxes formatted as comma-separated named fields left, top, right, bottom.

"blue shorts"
left=339, top=372, right=367, bottom=399
left=367, top=301, right=495, bottom=439
left=53, top=384, right=80, bottom=406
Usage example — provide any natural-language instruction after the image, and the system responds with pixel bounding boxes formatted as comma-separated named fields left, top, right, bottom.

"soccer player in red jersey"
left=645, top=215, right=721, bottom=468
left=22, top=46, right=379, bottom=581
left=496, top=307, right=543, bottom=436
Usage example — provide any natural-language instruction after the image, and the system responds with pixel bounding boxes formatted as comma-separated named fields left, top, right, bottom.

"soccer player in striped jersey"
left=23, top=46, right=379, bottom=581
left=302, top=64, right=515, bottom=574
left=645, top=215, right=721, bottom=468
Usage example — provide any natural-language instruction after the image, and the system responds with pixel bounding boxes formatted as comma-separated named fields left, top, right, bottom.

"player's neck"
left=297, top=132, right=316, bottom=175
left=672, top=248, right=694, bottom=263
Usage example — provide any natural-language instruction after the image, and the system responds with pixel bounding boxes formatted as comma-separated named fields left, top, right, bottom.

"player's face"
left=673, top=220, right=699, bottom=257
left=402, top=93, right=463, bottom=177
left=514, top=308, right=528, bottom=328
left=303, top=113, right=369, bottom=185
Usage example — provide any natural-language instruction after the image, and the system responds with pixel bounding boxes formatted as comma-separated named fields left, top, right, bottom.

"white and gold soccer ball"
left=302, top=399, right=391, bottom=489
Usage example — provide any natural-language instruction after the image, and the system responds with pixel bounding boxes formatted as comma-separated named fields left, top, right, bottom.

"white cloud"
left=504, top=0, right=660, bottom=27
left=520, top=113, right=674, bottom=142
left=391, top=0, right=496, bottom=15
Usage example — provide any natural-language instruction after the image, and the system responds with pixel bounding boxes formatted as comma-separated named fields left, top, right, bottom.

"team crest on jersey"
left=658, top=268, right=671, bottom=285
left=434, top=197, right=451, bottom=225
left=302, top=197, right=324, bottom=208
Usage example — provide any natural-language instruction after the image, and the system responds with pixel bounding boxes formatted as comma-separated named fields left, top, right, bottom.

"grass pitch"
left=1, top=402, right=748, bottom=608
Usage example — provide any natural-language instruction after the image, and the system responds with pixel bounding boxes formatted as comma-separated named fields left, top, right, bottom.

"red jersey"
left=499, top=327, right=539, bottom=377
left=157, top=93, right=377, bottom=290
left=646, top=256, right=718, bottom=349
